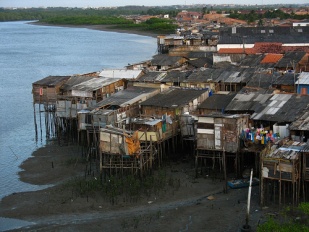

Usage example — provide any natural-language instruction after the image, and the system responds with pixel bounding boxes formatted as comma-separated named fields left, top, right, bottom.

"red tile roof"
left=260, top=54, right=283, bottom=63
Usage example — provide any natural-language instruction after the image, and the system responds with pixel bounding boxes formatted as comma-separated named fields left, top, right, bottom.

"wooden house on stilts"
left=32, top=75, right=71, bottom=139
left=195, top=114, right=249, bottom=181
left=138, top=87, right=210, bottom=159
left=260, top=140, right=303, bottom=207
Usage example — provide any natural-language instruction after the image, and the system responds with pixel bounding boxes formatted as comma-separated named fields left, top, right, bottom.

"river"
left=0, top=21, right=157, bottom=200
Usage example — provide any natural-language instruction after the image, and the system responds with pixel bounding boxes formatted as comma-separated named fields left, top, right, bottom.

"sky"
left=0, top=0, right=308, bottom=8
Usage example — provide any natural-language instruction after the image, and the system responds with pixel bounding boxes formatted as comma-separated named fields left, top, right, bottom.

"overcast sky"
left=0, top=0, right=308, bottom=8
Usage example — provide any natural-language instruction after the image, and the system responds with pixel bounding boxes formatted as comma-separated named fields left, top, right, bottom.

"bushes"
left=257, top=202, right=309, bottom=232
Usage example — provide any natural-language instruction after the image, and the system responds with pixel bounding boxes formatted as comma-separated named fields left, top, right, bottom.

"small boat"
left=227, top=177, right=259, bottom=189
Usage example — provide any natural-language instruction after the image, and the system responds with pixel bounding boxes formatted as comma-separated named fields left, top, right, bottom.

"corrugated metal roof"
left=239, top=55, right=264, bottom=68
left=198, top=93, right=237, bottom=110
left=252, top=94, right=309, bottom=122
left=133, top=118, right=162, bottom=126
left=246, top=73, right=278, bottom=89
left=218, top=26, right=309, bottom=45
left=273, top=73, right=297, bottom=85
left=275, top=51, right=306, bottom=68
left=187, top=57, right=213, bottom=68
left=99, top=69, right=143, bottom=79
left=289, top=111, right=309, bottom=131
left=161, top=70, right=193, bottom=82
left=88, top=86, right=159, bottom=110
left=61, top=75, right=98, bottom=91
left=264, top=146, right=300, bottom=160
left=70, top=78, right=121, bottom=92
left=140, top=88, right=209, bottom=108
left=150, top=54, right=186, bottom=66
left=32, top=76, right=71, bottom=86
left=135, top=71, right=167, bottom=82
left=296, top=72, right=309, bottom=85
left=225, top=93, right=273, bottom=112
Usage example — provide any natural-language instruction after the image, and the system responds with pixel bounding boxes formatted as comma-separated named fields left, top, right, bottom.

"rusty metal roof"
left=289, top=111, right=309, bottom=131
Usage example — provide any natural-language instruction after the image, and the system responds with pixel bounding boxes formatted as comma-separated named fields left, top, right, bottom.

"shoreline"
left=29, top=21, right=159, bottom=38
left=0, top=142, right=267, bottom=231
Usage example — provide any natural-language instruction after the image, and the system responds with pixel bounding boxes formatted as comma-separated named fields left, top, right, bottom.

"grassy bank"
left=39, top=16, right=177, bottom=34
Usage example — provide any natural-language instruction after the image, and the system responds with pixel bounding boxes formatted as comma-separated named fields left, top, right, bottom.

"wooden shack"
left=260, top=140, right=303, bottom=207
left=99, top=126, right=154, bottom=178
left=130, top=116, right=179, bottom=163
left=32, top=75, right=70, bottom=104
left=301, top=145, right=309, bottom=201
left=77, top=86, right=160, bottom=146
left=179, top=114, right=197, bottom=156
left=62, top=77, right=125, bottom=102
left=196, top=114, right=249, bottom=152
left=140, top=88, right=209, bottom=118
left=32, top=75, right=71, bottom=139
left=195, top=114, right=249, bottom=178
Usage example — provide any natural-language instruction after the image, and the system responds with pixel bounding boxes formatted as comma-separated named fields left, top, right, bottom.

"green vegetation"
left=0, top=7, right=180, bottom=22
left=66, top=169, right=181, bottom=205
left=257, top=202, right=309, bottom=232
left=40, top=15, right=132, bottom=25
left=229, top=9, right=309, bottom=23
left=0, top=8, right=177, bottom=34
left=109, top=18, right=178, bottom=34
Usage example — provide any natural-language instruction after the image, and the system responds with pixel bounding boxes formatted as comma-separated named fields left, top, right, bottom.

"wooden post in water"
left=33, top=103, right=38, bottom=141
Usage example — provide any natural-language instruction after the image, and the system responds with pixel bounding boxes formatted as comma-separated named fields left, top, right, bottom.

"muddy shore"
left=29, top=21, right=159, bottom=38
left=0, top=141, right=269, bottom=231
